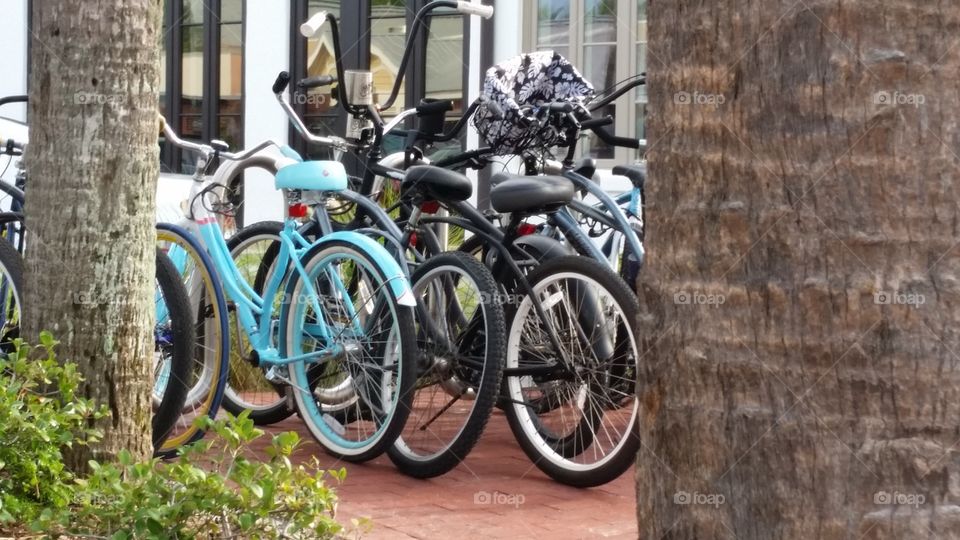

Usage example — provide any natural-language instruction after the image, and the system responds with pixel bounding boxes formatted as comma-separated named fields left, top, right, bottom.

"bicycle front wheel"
left=388, top=251, right=505, bottom=478
left=155, top=223, right=230, bottom=455
left=283, top=239, right=417, bottom=462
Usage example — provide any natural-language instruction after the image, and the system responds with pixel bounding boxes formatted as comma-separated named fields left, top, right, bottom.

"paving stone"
left=245, top=415, right=636, bottom=538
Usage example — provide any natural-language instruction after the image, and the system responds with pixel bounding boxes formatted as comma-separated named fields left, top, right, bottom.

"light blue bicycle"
left=160, top=117, right=418, bottom=462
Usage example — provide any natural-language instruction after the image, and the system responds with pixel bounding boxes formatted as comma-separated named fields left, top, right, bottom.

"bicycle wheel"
left=0, top=239, right=22, bottom=353
left=502, top=255, right=640, bottom=487
left=388, top=251, right=505, bottom=478
left=282, top=239, right=417, bottom=462
left=152, top=248, right=194, bottom=451
left=222, top=221, right=293, bottom=424
left=155, top=223, right=230, bottom=456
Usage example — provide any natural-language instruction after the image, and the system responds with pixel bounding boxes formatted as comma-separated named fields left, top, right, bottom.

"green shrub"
left=0, top=335, right=356, bottom=539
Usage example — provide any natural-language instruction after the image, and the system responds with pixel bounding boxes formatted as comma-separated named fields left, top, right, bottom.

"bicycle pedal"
left=265, top=365, right=291, bottom=384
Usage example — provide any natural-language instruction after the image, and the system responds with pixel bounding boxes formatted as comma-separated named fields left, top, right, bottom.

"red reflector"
left=288, top=203, right=308, bottom=218
left=421, top=201, right=441, bottom=213
left=517, top=222, right=537, bottom=236
left=409, top=232, right=418, bottom=247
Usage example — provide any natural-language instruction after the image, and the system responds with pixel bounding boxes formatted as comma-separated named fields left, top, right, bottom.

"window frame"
left=160, top=0, right=246, bottom=174
left=522, top=0, right=643, bottom=168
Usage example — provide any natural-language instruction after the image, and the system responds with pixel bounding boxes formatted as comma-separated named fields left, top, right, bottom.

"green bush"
left=0, top=334, right=357, bottom=539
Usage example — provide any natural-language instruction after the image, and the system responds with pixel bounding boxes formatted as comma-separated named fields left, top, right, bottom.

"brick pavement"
left=251, top=410, right=638, bottom=539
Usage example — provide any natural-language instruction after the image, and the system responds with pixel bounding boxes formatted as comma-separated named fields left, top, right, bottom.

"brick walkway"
left=255, top=410, right=637, bottom=539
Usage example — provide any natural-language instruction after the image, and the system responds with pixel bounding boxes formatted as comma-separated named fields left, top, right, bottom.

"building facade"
left=0, top=0, right=646, bottom=221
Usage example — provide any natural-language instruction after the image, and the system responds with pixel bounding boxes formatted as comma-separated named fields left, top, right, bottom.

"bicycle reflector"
left=421, top=201, right=441, bottom=213
left=288, top=203, right=309, bottom=218
left=517, top=222, right=538, bottom=236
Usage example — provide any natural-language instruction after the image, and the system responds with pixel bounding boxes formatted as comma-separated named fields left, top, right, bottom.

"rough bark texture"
left=25, top=1, right=161, bottom=467
left=638, top=1, right=960, bottom=538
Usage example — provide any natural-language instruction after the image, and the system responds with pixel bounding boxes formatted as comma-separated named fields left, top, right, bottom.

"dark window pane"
left=371, top=0, right=408, bottom=115
left=584, top=0, right=618, bottom=43
left=425, top=15, right=463, bottom=114
left=182, top=0, right=204, bottom=25
left=180, top=115, right=203, bottom=139
left=217, top=115, right=243, bottom=150
left=220, top=22, right=243, bottom=119
left=221, top=0, right=242, bottom=23
left=181, top=24, right=204, bottom=118
left=537, top=0, right=570, bottom=46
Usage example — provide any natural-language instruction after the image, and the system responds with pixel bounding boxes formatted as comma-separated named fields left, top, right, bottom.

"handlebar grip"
left=300, top=11, right=328, bottom=38
left=591, top=125, right=640, bottom=149
left=579, top=116, right=614, bottom=130
left=273, top=71, right=292, bottom=94
left=456, top=1, right=494, bottom=18
left=298, top=75, right=337, bottom=89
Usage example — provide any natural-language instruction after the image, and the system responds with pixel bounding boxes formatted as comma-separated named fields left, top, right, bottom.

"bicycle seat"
left=573, top=158, right=597, bottom=181
left=402, top=165, right=473, bottom=202
left=612, top=163, right=646, bottom=190
left=489, top=174, right=575, bottom=214
left=275, top=160, right=348, bottom=192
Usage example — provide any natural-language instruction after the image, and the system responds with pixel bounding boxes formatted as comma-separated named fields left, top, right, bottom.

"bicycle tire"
left=387, top=251, right=505, bottom=478
left=0, top=238, right=23, bottom=353
left=151, top=248, right=194, bottom=451
left=282, top=239, right=417, bottom=462
left=502, top=255, right=640, bottom=487
left=155, top=223, right=230, bottom=456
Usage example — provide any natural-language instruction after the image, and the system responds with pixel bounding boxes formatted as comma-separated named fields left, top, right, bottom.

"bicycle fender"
left=316, top=231, right=416, bottom=307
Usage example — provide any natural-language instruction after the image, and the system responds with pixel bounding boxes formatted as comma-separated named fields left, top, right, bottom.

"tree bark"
left=25, top=1, right=161, bottom=467
left=638, top=1, right=960, bottom=538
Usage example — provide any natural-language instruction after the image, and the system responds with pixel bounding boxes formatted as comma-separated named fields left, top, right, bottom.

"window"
left=290, top=0, right=470, bottom=161
left=160, top=0, right=245, bottom=173
left=525, top=0, right=646, bottom=165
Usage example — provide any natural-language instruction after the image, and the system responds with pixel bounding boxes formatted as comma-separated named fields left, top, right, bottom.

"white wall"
left=240, top=0, right=290, bottom=224
left=0, top=0, right=29, bottom=123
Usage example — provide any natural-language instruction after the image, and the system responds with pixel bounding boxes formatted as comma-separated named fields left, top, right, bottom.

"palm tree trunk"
left=24, top=0, right=162, bottom=468
left=638, top=1, right=960, bottom=538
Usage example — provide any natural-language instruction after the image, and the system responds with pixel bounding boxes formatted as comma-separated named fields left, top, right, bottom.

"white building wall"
left=0, top=0, right=29, bottom=124
left=240, top=0, right=290, bottom=223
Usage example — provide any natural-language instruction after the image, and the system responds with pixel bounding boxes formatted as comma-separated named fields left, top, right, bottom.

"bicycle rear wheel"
left=222, top=221, right=292, bottom=424
left=283, top=239, right=417, bottom=462
left=502, top=255, right=640, bottom=487
left=152, top=248, right=194, bottom=450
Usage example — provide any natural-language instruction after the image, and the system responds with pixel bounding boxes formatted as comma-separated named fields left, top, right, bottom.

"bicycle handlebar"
left=299, top=10, right=328, bottom=39
left=0, top=95, right=28, bottom=109
left=159, top=116, right=288, bottom=163
left=588, top=75, right=645, bottom=111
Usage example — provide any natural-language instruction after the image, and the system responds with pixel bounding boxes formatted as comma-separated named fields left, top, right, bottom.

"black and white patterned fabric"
left=473, top=51, right=594, bottom=155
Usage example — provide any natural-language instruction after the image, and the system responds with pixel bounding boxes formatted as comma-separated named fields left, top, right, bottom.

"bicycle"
left=263, top=3, right=641, bottom=485
left=160, top=116, right=419, bottom=462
